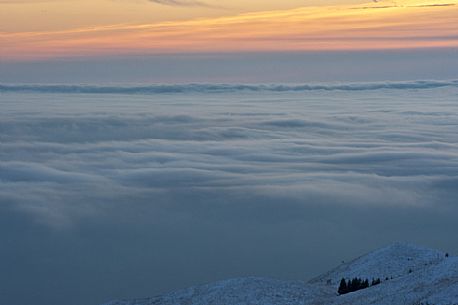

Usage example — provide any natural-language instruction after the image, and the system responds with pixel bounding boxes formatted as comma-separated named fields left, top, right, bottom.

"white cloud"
left=1, top=83, right=458, bottom=224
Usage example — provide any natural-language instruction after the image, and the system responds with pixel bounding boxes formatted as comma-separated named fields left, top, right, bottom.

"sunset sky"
left=1, top=0, right=457, bottom=61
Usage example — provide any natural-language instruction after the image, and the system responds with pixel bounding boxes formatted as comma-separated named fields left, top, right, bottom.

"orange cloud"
left=1, top=0, right=457, bottom=60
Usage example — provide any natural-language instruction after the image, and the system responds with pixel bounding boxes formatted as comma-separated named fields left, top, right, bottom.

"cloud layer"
left=1, top=84, right=458, bottom=305
left=1, top=80, right=458, bottom=94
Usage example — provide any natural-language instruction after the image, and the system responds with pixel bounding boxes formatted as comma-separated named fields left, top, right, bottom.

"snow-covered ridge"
left=103, top=243, right=457, bottom=305
left=311, top=242, right=446, bottom=285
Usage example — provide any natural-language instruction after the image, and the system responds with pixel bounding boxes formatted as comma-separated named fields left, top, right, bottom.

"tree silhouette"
left=371, top=278, right=381, bottom=286
left=338, top=277, right=382, bottom=295
left=338, top=278, right=348, bottom=295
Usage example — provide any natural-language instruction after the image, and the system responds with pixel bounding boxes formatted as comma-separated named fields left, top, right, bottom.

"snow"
left=330, top=255, right=458, bottom=305
left=312, top=242, right=446, bottom=285
left=102, top=278, right=322, bottom=305
left=102, top=243, right=458, bottom=305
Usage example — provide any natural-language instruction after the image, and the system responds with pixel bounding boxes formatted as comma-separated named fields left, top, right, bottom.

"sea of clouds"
left=1, top=83, right=458, bottom=305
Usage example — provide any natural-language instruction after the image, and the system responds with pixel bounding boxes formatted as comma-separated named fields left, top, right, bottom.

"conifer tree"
left=372, top=278, right=381, bottom=286
left=338, top=278, right=348, bottom=295
left=337, top=277, right=375, bottom=295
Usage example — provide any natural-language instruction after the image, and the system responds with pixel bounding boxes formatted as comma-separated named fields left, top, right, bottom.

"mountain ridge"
left=102, top=243, right=457, bottom=305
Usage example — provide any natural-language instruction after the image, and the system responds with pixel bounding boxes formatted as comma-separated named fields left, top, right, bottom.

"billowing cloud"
left=1, top=83, right=458, bottom=224
left=2, top=80, right=458, bottom=94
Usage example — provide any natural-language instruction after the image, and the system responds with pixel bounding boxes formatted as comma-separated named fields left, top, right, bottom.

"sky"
left=1, top=0, right=458, bottom=84
left=1, top=0, right=458, bottom=60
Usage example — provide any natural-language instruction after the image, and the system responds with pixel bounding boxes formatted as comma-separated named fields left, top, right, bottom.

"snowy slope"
left=102, top=243, right=457, bottom=305
left=311, top=242, right=445, bottom=285
left=327, top=256, right=458, bottom=305
left=103, top=278, right=325, bottom=305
